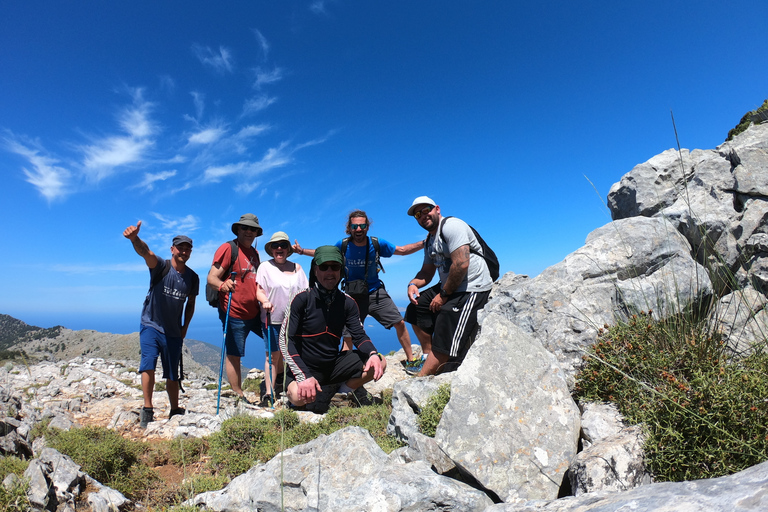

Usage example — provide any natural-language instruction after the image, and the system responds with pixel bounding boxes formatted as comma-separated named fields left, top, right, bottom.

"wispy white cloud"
left=192, top=44, right=235, bottom=74
left=253, top=67, right=284, bottom=89
left=5, top=137, right=72, bottom=201
left=188, top=126, right=227, bottom=145
left=151, top=212, right=199, bottom=233
left=242, top=95, right=277, bottom=117
left=80, top=88, right=156, bottom=181
left=310, top=1, right=328, bottom=15
left=202, top=140, right=292, bottom=183
left=132, top=170, right=177, bottom=191
left=235, top=124, right=270, bottom=139
left=252, top=29, right=270, bottom=60
left=190, top=91, right=205, bottom=120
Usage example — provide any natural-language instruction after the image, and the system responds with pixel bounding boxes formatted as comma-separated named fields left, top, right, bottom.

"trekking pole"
left=265, top=311, right=274, bottom=408
left=216, top=271, right=236, bottom=415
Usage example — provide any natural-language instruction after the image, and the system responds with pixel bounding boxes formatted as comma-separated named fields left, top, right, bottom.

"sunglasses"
left=413, top=205, right=434, bottom=220
left=240, top=225, right=260, bottom=232
left=271, top=241, right=290, bottom=250
left=350, top=223, right=368, bottom=230
left=317, top=262, right=342, bottom=272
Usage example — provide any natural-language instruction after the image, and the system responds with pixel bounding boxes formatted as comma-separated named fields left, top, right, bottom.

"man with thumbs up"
left=124, top=221, right=199, bottom=428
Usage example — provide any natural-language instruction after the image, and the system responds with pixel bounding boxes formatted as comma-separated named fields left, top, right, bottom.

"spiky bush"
left=575, top=310, right=768, bottom=481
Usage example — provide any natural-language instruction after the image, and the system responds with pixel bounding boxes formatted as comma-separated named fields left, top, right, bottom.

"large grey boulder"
left=483, top=216, right=712, bottom=384
left=568, top=425, right=651, bottom=496
left=607, top=123, right=768, bottom=295
left=436, top=314, right=580, bottom=502
left=485, top=458, right=768, bottom=511
left=191, top=426, right=492, bottom=511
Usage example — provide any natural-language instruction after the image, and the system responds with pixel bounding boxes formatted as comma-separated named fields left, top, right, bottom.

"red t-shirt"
left=213, top=241, right=261, bottom=320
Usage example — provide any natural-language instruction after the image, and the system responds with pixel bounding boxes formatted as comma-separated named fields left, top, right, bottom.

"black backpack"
left=205, top=240, right=240, bottom=308
left=439, top=217, right=500, bottom=281
left=340, top=236, right=384, bottom=295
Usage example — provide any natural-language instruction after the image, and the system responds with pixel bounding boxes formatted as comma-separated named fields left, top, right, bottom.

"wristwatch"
left=439, top=288, right=449, bottom=299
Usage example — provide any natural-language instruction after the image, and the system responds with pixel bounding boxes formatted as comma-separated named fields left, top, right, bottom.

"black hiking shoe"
left=259, top=394, right=274, bottom=408
left=169, top=407, right=185, bottom=419
left=139, top=407, right=154, bottom=428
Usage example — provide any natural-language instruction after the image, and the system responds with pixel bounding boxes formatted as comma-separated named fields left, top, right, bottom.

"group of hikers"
left=124, top=196, right=495, bottom=428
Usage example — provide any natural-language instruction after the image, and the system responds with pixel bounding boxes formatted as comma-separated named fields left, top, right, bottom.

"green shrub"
left=727, top=99, right=768, bottom=140
left=575, top=310, right=768, bottom=481
left=0, top=454, right=30, bottom=511
left=0, top=456, right=30, bottom=512
left=417, top=383, right=451, bottom=437
left=46, top=426, right=157, bottom=500
left=242, top=377, right=261, bottom=393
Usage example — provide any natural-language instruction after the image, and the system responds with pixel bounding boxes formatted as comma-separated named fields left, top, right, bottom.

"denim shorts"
left=139, top=325, right=182, bottom=380
left=219, top=310, right=262, bottom=357
left=262, top=323, right=281, bottom=352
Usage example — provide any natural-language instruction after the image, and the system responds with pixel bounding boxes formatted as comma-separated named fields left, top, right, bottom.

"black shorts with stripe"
left=404, top=283, right=491, bottom=360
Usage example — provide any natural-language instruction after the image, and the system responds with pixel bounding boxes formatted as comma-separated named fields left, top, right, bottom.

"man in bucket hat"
left=124, top=221, right=199, bottom=428
left=207, top=213, right=264, bottom=404
left=280, top=246, right=386, bottom=409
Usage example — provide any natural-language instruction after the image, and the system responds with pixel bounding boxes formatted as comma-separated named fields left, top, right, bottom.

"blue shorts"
left=219, top=310, right=262, bottom=358
left=262, top=323, right=281, bottom=353
left=139, top=325, right=182, bottom=381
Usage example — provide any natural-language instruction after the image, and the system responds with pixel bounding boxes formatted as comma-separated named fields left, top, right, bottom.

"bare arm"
left=123, top=221, right=158, bottom=269
left=407, top=262, right=437, bottom=304
left=292, top=240, right=315, bottom=257
left=207, top=262, right=236, bottom=294
left=441, top=244, right=470, bottom=296
left=394, top=239, right=426, bottom=256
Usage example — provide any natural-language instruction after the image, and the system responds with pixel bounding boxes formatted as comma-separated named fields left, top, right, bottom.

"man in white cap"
left=207, top=213, right=263, bottom=404
left=404, top=196, right=493, bottom=376
left=124, top=221, right=199, bottom=428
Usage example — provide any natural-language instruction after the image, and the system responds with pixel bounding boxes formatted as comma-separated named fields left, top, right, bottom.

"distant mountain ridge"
left=0, top=313, right=221, bottom=378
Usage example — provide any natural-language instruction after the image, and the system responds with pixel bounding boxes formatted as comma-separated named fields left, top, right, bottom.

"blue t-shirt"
left=140, top=259, right=199, bottom=338
left=335, top=237, right=396, bottom=293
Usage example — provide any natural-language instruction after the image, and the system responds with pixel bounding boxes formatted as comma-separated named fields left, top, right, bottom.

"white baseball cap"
left=407, top=196, right=437, bottom=216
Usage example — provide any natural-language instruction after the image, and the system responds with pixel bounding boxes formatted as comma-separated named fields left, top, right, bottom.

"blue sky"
left=1, top=1, right=766, bottom=365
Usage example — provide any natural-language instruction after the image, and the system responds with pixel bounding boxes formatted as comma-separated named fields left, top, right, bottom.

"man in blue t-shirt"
left=124, top=221, right=199, bottom=428
left=293, top=210, right=424, bottom=367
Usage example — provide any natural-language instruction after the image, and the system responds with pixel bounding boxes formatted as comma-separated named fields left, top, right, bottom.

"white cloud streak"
left=253, top=67, right=284, bottom=89
left=80, top=88, right=156, bottom=181
left=5, top=138, right=72, bottom=201
left=133, top=170, right=177, bottom=191
left=242, top=95, right=277, bottom=117
left=188, top=126, right=227, bottom=145
left=192, top=44, right=235, bottom=73
left=202, top=141, right=292, bottom=183
left=252, top=29, right=270, bottom=60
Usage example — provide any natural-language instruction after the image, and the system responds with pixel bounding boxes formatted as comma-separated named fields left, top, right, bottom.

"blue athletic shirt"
left=335, top=237, right=396, bottom=293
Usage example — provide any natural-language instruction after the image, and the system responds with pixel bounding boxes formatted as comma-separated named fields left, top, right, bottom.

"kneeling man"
left=281, top=246, right=386, bottom=407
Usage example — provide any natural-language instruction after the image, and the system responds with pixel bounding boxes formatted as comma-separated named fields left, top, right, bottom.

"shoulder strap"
left=370, top=236, right=384, bottom=273
left=223, top=240, right=239, bottom=275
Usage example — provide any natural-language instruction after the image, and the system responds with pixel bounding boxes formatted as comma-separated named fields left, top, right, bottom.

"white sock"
left=337, top=383, right=354, bottom=394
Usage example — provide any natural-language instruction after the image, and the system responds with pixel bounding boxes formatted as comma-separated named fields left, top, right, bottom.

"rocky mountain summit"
left=3, top=119, right=768, bottom=511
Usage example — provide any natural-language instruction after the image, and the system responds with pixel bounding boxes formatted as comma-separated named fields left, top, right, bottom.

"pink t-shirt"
left=256, top=259, right=309, bottom=325
left=213, top=241, right=261, bottom=320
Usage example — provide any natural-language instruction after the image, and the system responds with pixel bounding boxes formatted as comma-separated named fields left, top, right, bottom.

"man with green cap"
left=207, top=213, right=264, bottom=403
left=280, top=246, right=386, bottom=408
